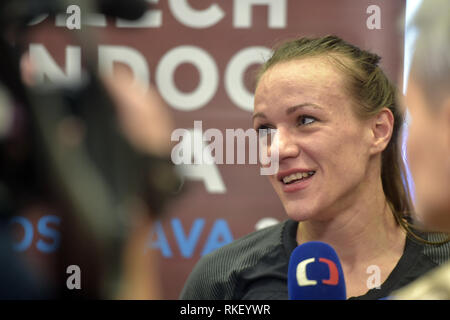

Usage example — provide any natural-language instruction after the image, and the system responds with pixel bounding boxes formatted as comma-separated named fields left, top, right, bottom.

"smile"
left=282, top=171, right=316, bottom=184
left=277, top=169, right=316, bottom=193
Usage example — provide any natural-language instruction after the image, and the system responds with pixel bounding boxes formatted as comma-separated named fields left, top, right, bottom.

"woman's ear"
left=369, top=108, right=394, bottom=155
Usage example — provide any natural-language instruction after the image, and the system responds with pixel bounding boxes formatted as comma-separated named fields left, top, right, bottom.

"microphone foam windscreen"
left=288, top=241, right=346, bottom=300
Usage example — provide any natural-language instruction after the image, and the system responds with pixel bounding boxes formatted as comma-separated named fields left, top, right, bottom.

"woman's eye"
left=298, top=116, right=316, bottom=126
left=256, top=124, right=268, bottom=131
left=256, top=124, right=271, bottom=134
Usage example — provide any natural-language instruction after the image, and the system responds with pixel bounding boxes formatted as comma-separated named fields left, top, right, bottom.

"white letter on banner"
left=98, top=45, right=150, bottom=89
left=225, top=46, right=271, bottom=112
left=156, top=46, right=218, bottom=111
left=168, top=0, right=225, bottom=28
left=29, top=44, right=81, bottom=84
left=233, top=0, right=287, bottom=28
left=177, top=128, right=226, bottom=193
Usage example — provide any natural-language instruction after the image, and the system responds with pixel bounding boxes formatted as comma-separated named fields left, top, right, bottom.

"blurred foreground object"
left=393, top=263, right=450, bottom=299
left=0, top=0, right=182, bottom=299
left=393, top=0, right=450, bottom=300
left=403, top=0, right=450, bottom=231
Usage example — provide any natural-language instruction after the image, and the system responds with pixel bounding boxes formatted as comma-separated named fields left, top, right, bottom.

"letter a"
left=66, top=265, right=81, bottom=289
left=366, top=265, right=381, bottom=289
left=66, top=5, right=81, bottom=30
left=366, top=5, right=381, bottom=30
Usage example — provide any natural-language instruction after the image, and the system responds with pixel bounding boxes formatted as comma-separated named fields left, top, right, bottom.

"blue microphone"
left=288, top=241, right=346, bottom=300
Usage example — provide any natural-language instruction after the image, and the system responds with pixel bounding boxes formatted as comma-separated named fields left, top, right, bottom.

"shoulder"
left=393, top=232, right=450, bottom=290
left=179, top=220, right=289, bottom=300
left=422, top=233, right=450, bottom=265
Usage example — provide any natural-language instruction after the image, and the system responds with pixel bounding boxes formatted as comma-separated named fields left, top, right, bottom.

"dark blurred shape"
left=0, top=0, right=180, bottom=299
left=0, top=0, right=148, bottom=29
left=99, top=0, right=149, bottom=21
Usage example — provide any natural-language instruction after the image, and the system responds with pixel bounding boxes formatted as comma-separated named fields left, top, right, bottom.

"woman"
left=180, top=35, right=449, bottom=300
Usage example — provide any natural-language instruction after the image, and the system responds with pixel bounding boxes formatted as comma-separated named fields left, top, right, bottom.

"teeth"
left=282, top=171, right=315, bottom=184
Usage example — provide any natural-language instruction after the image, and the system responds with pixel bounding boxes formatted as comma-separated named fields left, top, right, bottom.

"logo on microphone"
left=296, top=257, right=339, bottom=286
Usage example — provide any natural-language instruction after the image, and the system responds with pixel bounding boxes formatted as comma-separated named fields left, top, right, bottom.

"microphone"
left=288, top=241, right=346, bottom=300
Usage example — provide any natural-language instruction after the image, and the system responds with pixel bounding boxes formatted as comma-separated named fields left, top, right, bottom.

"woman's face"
left=253, top=58, right=377, bottom=222
left=404, top=76, right=450, bottom=230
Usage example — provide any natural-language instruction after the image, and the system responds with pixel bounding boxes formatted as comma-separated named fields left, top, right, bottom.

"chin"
left=282, top=201, right=318, bottom=222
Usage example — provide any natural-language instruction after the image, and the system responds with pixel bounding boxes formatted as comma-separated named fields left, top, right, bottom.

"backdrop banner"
left=19, top=0, right=405, bottom=299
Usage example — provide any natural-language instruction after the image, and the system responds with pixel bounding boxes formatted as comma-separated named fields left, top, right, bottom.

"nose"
left=273, top=127, right=300, bottom=161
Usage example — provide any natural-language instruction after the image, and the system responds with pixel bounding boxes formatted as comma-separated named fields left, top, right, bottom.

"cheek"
left=318, top=129, right=369, bottom=177
left=267, top=175, right=277, bottom=189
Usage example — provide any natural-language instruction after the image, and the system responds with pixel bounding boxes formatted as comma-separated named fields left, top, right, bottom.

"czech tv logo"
left=296, top=257, right=339, bottom=286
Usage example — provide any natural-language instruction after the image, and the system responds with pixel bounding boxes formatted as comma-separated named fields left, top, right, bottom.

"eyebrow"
left=252, top=103, right=322, bottom=121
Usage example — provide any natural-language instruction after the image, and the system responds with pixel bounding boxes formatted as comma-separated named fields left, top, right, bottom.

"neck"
left=296, top=173, right=405, bottom=268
